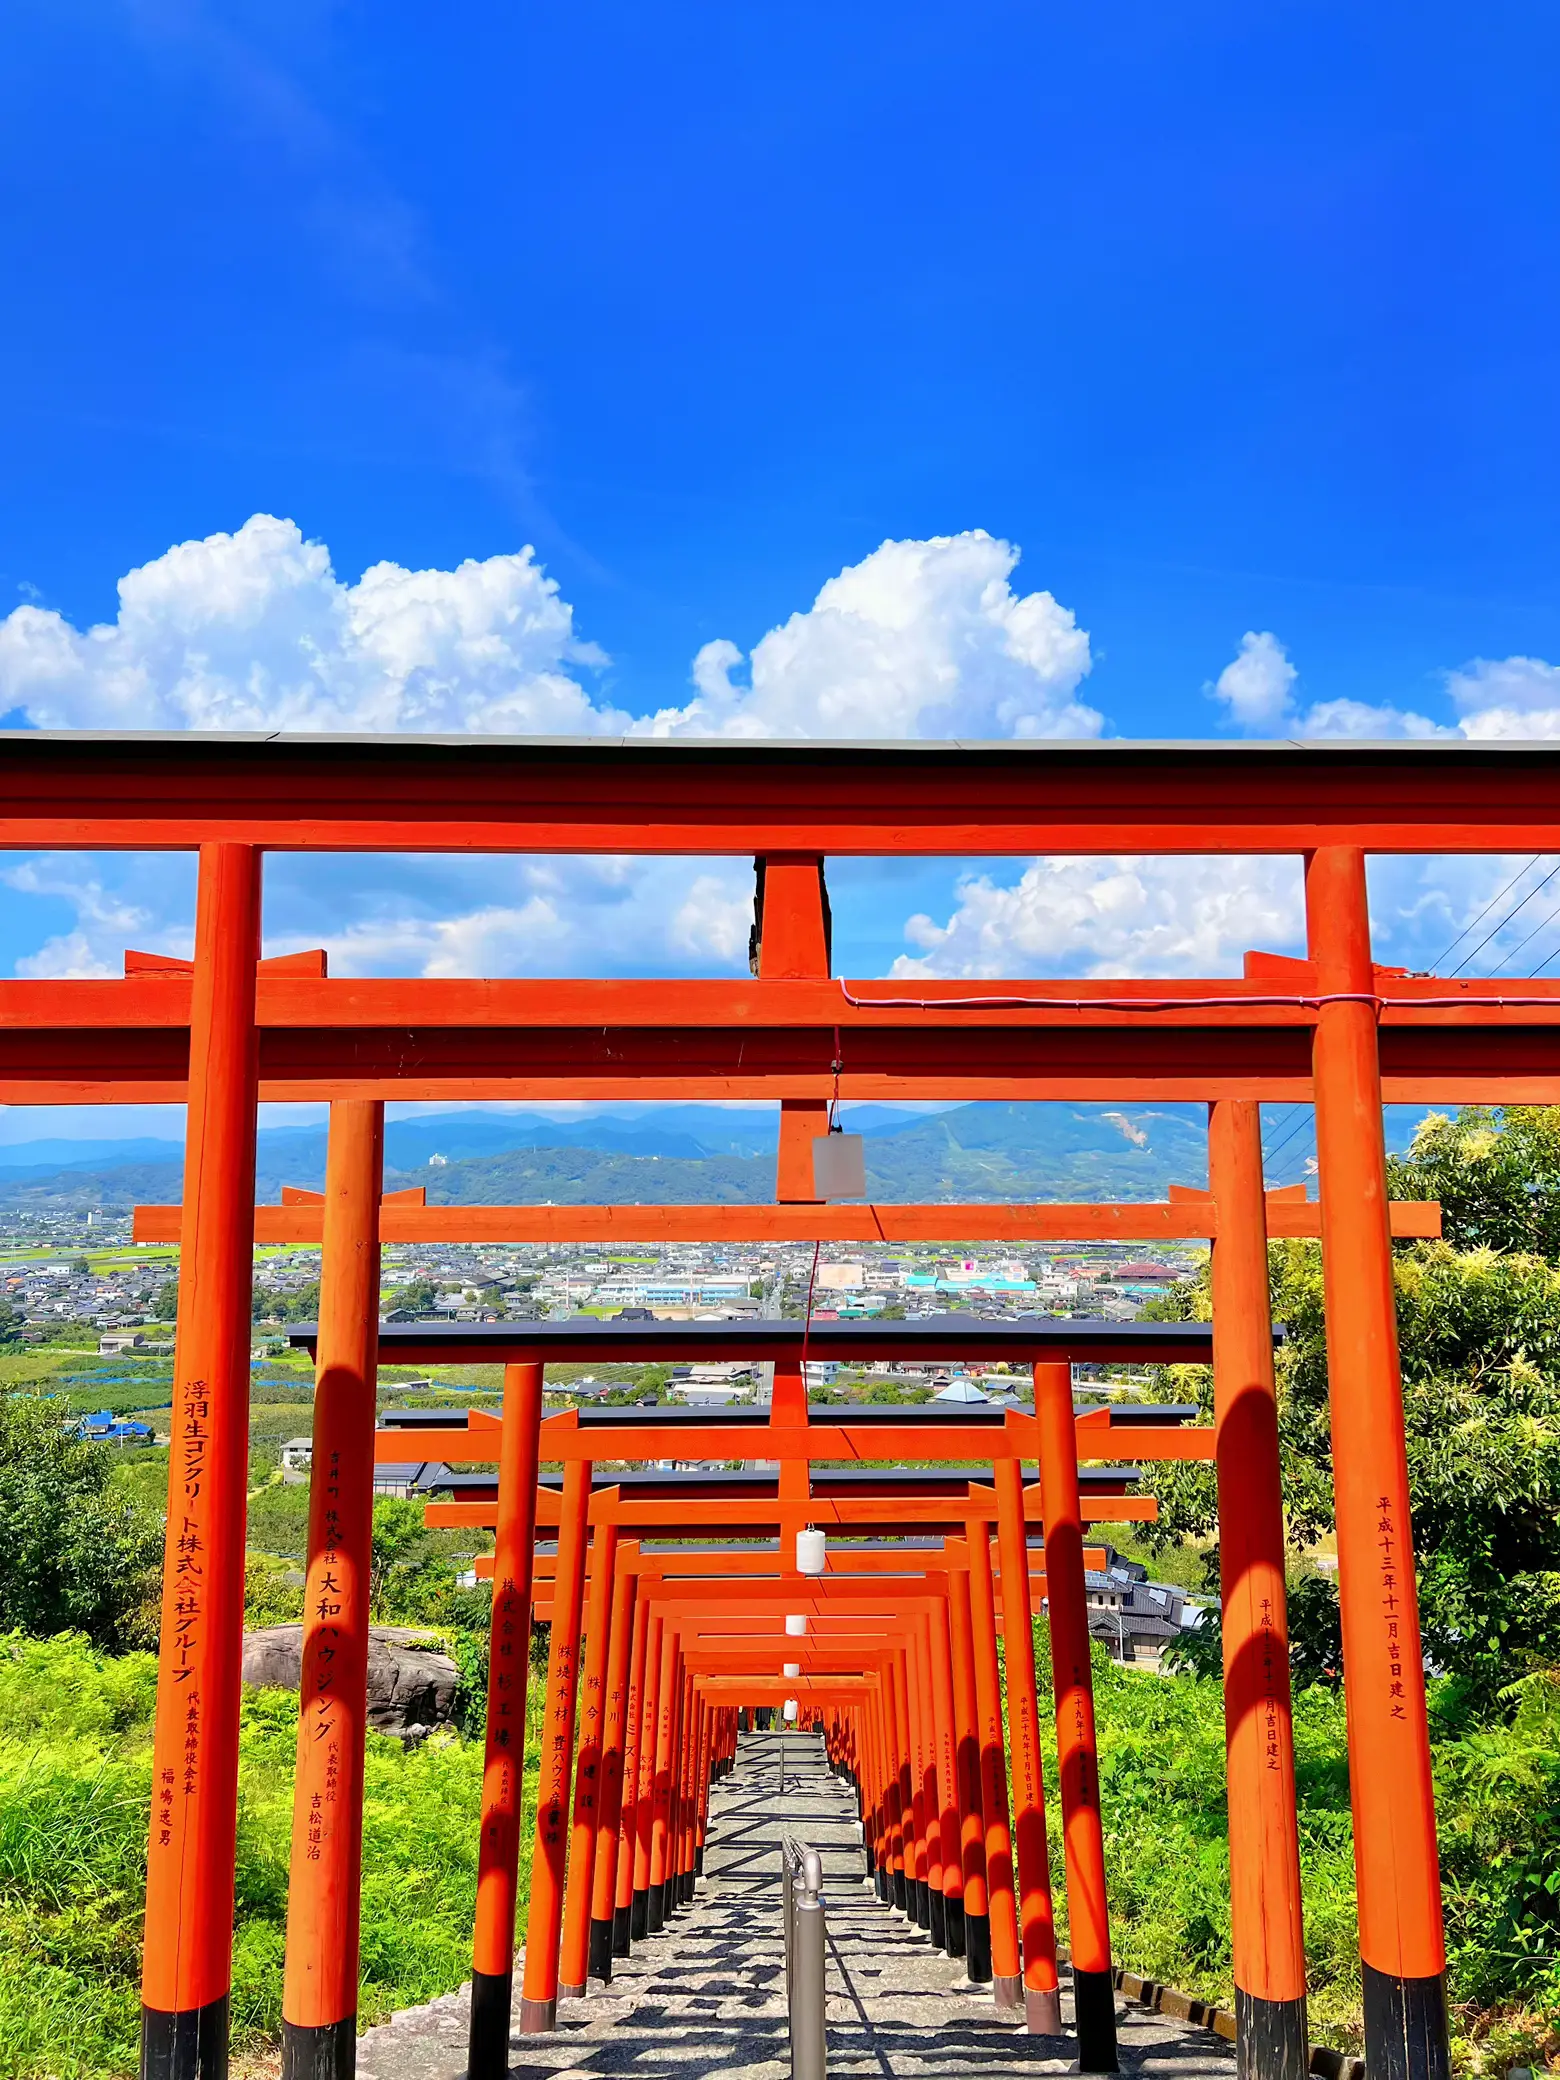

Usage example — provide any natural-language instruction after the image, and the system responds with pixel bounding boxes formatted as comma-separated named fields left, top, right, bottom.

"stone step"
left=359, top=1729, right=1239, bottom=2080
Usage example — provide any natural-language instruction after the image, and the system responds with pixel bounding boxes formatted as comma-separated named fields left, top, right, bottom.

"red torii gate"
left=321, top=1310, right=1215, bottom=2067
left=0, top=730, right=1512, bottom=2080
left=446, top=1460, right=1116, bottom=2042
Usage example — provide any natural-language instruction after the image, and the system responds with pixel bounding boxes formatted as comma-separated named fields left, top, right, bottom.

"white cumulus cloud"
left=640, top=531, right=1098, bottom=740
left=0, top=516, right=1096, bottom=745
left=0, top=518, right=1102, bottom=982
left=1, top=857, right=183, bottom=979
left=1205, top=628, right=1560, bottom=744
left=892, top=854, right=1305, bottom=979
left=1444, top=655, right=1560, bottom=739
left=1209, top=630, right=1297, bottom=732
left=0, top=515, right=624, bottom=736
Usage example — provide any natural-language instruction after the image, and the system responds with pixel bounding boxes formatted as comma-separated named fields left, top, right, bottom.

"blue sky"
left=2, top=2, right=1559, bottom=1153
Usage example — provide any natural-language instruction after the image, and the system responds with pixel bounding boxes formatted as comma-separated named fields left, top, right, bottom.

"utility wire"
left=1429, top=855, right=1541, bottom=971
left=1261, top=1104, right=1315, bottom=1183
left=1264, top=857, right=1560, bottom=1185
left=1448, top=859, right=1560, bottom=977
left=1482, top=884, right=1560, bottom=975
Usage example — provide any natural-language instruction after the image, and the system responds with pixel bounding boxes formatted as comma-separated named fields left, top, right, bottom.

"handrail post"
left=789, top=1843, right=827, bottom=2080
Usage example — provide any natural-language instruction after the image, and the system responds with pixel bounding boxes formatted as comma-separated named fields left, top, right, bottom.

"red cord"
left=834, top=981, right=1560, bottom=1015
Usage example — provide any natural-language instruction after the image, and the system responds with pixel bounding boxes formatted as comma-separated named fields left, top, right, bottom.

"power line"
left=1429, top=855, right=1541, bottom=971
left=1265, top=858, right=1557, bottom=1183
left=1260, top=1104, right=1314, bottom=1182
left=1449, top=859, right=1560, bottom=977
left=1484, top=884, right=1560, bottom=975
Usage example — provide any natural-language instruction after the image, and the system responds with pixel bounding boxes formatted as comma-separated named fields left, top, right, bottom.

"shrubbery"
left=1036, top=1635, right=1560, bottom=2069
left=0, top=1632, right=534, bottom=2079
left=0, top=1399, right=163, bottom=1650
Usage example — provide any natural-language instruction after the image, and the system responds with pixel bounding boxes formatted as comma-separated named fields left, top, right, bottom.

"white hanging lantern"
left=785, top=1612, right=807, bottom=1637
left=783, top=1661, right=801, bottom=1678
left=796, top=1527, right=827, bottom=1576
left=783, top=1698, right=799, bottom=1722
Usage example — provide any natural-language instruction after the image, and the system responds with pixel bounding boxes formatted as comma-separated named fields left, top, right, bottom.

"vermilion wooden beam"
left=131, top=1191, right=1441, bottom=1244
left=426, top=1491, right=1159, bottom=1532
left=683, top=1652, right=889, bottom=1672
left=695, top=1679, right=876, bottom=1701
left=20, top=966, right=1560, bottom=1032
left=383, top=1397, right=1213, bottom=1466
left=387, top=1414, right=1214, bottom=1465
left=6, top=965, right=1560, bottom=1106
left=7, top=730, right=1560, bottom=854
left=521, top=1544, right=1108, bottom=1579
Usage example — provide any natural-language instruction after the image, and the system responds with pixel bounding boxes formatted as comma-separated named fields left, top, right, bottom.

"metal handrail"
left=780, top=1834, right=827, bottom=2080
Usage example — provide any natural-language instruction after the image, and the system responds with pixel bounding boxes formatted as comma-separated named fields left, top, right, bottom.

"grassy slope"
left=0, top=1634, right=534, bottom=2080
left=0, top=1625, right=1553, bottom=2077
left=1027, top=1637, right=1560, bottom=2074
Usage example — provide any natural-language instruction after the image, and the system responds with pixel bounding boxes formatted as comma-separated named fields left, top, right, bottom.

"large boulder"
left=242, top=1623, right=459, bottom=1743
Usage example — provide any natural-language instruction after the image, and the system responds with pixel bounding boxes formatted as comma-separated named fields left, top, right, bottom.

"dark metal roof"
left=8, top=728, right=1556, bottom=763
left=425, top=1464, right=1139, bottom=1499
left=378, top=1397, right=1199, bottom=1432
left=295, top=1315, right=1218, bottom=1365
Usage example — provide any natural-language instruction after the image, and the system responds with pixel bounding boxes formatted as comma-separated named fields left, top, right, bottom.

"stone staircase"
left=358, top=1729, right=1238, bottom=2080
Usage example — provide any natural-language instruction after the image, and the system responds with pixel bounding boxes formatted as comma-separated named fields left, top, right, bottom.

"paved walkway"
left=358, top=1731, right=1237, bottom=2080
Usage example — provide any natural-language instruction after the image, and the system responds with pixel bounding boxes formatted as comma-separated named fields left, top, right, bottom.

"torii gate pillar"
left=140, top=844, right=262, bottom=2080
left=1208, top=1100, right=1308, bottom=2080
left=280, top=1099, right=384, bottom=2079
left=1307, top=850, right=1449, bottom=2080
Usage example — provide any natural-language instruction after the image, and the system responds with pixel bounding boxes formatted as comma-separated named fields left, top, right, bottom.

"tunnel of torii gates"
left=12, top=738, right=1560, bottom=2080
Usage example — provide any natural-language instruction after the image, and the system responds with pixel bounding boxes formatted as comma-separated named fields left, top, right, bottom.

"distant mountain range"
left=0, top=1098, right=1439, bottom=1212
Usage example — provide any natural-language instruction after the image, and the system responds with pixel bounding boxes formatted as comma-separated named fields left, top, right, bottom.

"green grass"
left=1021, top=1632, right=1560, bottom=2074
left=0, top=1632, right=541, bottom=2080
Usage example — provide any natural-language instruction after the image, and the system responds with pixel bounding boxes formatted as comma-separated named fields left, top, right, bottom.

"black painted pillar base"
left=680, top=1870, right=696, bottom=1904
left=646, top=1883, right=665, bottom=1933
left=588, top=1916, right=615, bottom=1985
left=1072, top=1966, right=1119, bottom=2073
left=915, top=1877, right=931, bottom=1930
left=1363, top=1965, right=1451, bottom=2080
left=280, top=2016, right=355, bottom=2080
left=964, top=1909, right=992, bottom=1983
left=1234, top=1988, right=1309, bottom=2080
left=558, top=1981, right=584, bottom=2002
left=863, top=1845, right=876, bottom=1878
left=875, top=1866, right=889, bottom=1902
left=466, top=1970, right=513, bottom=2080
left=695, top=1847, right=704, bottom=1877
left=994, top=1972, right=1022, bottom=2012
left=631, top=1888, right=649, bottom=1939
left=612, top=1902, right=633, bottom=1958
left=141, top=1996, right=230, bottom=2080
left=928, top=1885, right=947, bottom=1949
left=944, top=1892, right=966, bottom=1959
left=891, top=1869, right=908, bottom=1912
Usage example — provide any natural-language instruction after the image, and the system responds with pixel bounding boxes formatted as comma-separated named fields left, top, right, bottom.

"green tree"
left=0, top=1397, right=163, bottom=1649
left=0, top=1301, right=25, bottom=1346
left=251, top=1280, right=320, bottom=1324
left=385, top=1278, right=438, bottom=1314
left=367, top=1496, right=447, bottom=1620
left=152, top=1277, right=180, bottom=1322
left=1387, top=1104, right=1560, bottom=1258
left=1149, top=1194, right=1560, bottom=1703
